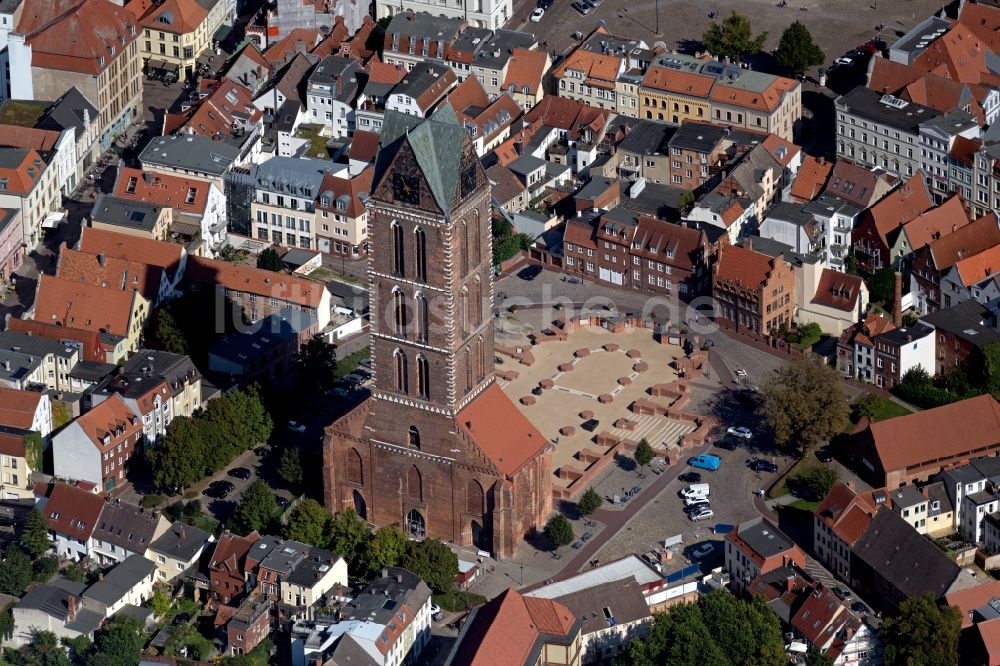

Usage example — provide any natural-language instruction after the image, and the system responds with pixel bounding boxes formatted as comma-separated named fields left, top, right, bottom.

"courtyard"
left=497, top=318, right=716, bottom=498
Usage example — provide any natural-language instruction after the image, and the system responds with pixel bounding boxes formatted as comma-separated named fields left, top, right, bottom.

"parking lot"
left=511, top=0, right=944, bottom=70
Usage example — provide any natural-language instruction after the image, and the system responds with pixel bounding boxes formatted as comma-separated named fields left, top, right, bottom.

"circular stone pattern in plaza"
left=553, top=348, right=638, bottom=397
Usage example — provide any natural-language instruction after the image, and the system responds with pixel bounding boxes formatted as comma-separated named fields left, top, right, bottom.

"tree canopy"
left=760, top=357, right=850, bottom=453
left=400, top=538, right=458, bottom=595
left=774, top=21, right=824, bottom=75
left=577, top=487, right=603, bottom=519
left=881, top=593, right=961, bottom=666
left=634, top=438, right=654, bottom=474
left=278, top=446, right=304, bottom=488
left=21, top=508, right=51, bottom=559
left=702, top=12, right=767, bottom=62
left=543, top=514, right=574, bottom=551
left=791, top=465, right=839, bottom=501
left=678, top=191, right=696, bottom=215
left=616, top=591, right=785, bottom=666
left=256, top=247, right=284, bottom=272
left=231, top=480, right=276, bottom=536
left=361, top=525, right=409, bottom=578
left=328, top=508, right=371, bottom=569
left=0, top=545, right=33, bottom=596
left=284, top=499, right=332, bottom=547
left=293, top=335, right=338, bottom=392
left=16, top=629, right=72, bottom=666
left=86, top=615, right=146, bottom=666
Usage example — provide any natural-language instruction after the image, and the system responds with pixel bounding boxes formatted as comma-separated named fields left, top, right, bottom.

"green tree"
left=293, top=335, right=338, bottom=392
left=700, top=591, right=785, bottom=665
left=774, top=20, right=824, bottom=75
left=0, top=608, right=13, bottom=644
left=231, top=480, right=277, bottom=536
left=633, top=438, right=654, bottom=477
left=543, top=514, right=574, bottom=552
left=32, top=555, right=58, bottom=583
left=972, top=341, right=1000, bottom=399
left=792, top=465, right=840, bottom=500
left=21, top=508, right=51, bottom=558
left=22, top=432, right=43, bottom=473
left=760, top=357, right=850, bottom=453
left=576, top=487, right=602, bottom=523
left=62, top=561, right=86, bottom=583
left=881, top=593, right=961, bottom=666
left=329, top=509, right=371, bottom=568
left=702, top=11, right=767, bottom=62
left=147, top=307, right=189, bottom=356
left=678, top=190, right=696, bottom=215
left=616, top=604, right=728, bottom=666
left=0, top=545, right=33, bottom=596
left=183, top=499, right=202, bottom=520
left=150, top=588, right=171, bottom=618
left=63, top=635, right=93, bottom=664
left=278, top=447, right=304, bottom=488
left=284, top=499, right=332, bottom=547
left=148, top=416, right=206, bottom=489
left=853, top=393, right=882, bottom=423
left=868, top=267, right=897, bottom=306
left=361, top=525, right=408, bottom=578
left=256, top=247, right=283, bottom=272
left=87, top=616, right=145, bottom=666
left=19, top=629, right=72, bottom=666
left=400, top=538, right=458, bottom=595
left=804, top=645, right=835, bottom=666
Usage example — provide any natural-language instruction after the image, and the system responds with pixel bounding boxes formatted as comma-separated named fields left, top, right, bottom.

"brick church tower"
left=322, top=106, right=552, bottom=558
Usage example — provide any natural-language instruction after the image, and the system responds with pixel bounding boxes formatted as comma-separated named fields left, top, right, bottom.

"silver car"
left=689, top=507, right=714, bottom=522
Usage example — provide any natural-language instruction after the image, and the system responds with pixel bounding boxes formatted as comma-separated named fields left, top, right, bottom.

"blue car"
left=687, top=454, right=721, bottom=471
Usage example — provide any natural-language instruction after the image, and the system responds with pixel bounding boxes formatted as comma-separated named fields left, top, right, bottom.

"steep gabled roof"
left=456, top=384, right=550, bottom=477
left=17, top=0, right=139, bottom=75
left=927, top=211, right=1000, bottom=272
left=864, top=173, right=935, bottom=247
left=33, top=273, right=140, bottom=337
left=44, top=482, right=104, bottom=542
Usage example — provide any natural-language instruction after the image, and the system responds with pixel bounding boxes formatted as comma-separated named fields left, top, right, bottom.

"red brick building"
left=910, top=212, right=1000, bottom=314
left=851, top=173, right=934, bottom=271
left=712, top=243, right=795, bottom=334
left=209, top=530, right=262, bottom=604
left=921, top=299, right=1000, bottom=376
left=562, top=210, right=711, bottom=297
left=323, top=108, right=552, bottom=558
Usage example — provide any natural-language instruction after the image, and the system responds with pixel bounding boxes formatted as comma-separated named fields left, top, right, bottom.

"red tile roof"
left=0, top=148, right=45, bottom=195
left=210, top=530, right=262, bottom=577
left=762, top=134, right=799, bottom=168
left=177, top=79, right=261, bottom=138
left=0, top=432, right=26, bottom=458
left=5, top=318, right=105, bottom=362
left=113, top=167, right=210, bottom=216
left=72, top=393, right=142, bottom=454
left=17, top=0, right=139, bottom=75
left=945, top=579, right=1000, bottom=628
left=136, top=0, right=207, bottom=34
left=348, top=130, right=379, bottom=163
left=503, top=48, right=549, bottom=96
left=710, top=75, right=799, bottom=112
left=789, top=156, right=833, bottom=202
left=865, top=173, right=935, bottom=247
left=959, top=1, right=1000, bottom=52
left=33, top=273, right=141, bottom=337
left=78, top=227, right=184, bottom=276
left=56, top=246, right=164, bottom=302
left=0, top=387, right=43, bottom=430
left=913, top=24, right=995, bottom=85
left=904, top=194, right=973, bottom=252
left=457, top=383, right=550, bottom=477
left=927, top=210, right=1000, bottom=272
left=811, top=269, right=864, bottom=312
left=862, top=394, right=1000, bottom=473
left=824, top=160, right=891, bottom=207
left=316, top=167, right=373, bottom=219
left=954, top=241, right=1000, bottom=287
left=815, top=482, right=878, bottom=545
left=715, top=243, right=781, bottom=288
left=641, top=67, right=714, bottom=97
left=262, top=27, right=319, bottom=66
left=978, top=618, right=1000, bottom=665
left=523, top=96, right=609, bottom=140
left=44, top=482, right=105, bottom=542
left=0, top=125, right=60, bottom=152
left=553, top=47, right=622, bottom=90
left=451, top=588, right=576, bottom=666
left=185, top=256, right=327, bottom=309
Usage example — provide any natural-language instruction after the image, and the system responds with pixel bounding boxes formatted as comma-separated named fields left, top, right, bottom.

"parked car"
left=537, top=0, right=554, bottom=8
left=678, top=472, right=702, bottom=483
left=518, top=264, right=543, bottom=280
left=433, top=611, right=445, bottom=622
left=253, top=446, right=270, bottom=457
left=727, top=426, right=752, bottom=440
left=683, top=501, right=710, bottom=514
left=750, top=458, right=779, bottom=473
left=275, top=496, right=289, bottom=507
left=688, top=454, right=721, bottom=471
left=331, top=387, right=350, bottom=398
left=689, top=507, right=714, bottom=522
left=851, top=601, right=870, bottom=615
left=571, top=1, right=592, bottom=14
left=530, top=7, right=544, bottom=21
left=680, top=483, right=710, bottom=499
left=816, top=449, right=834, bottom=463
left=228, top=467, right=252, bottom=480
left=833, top=56, right=854, bottom=66
left=287, top=420, right=307, bottom=433
left=690, top=543, right=715, bottom=560
left=833, top=586, right=853, bottom=601
left=684, top=495, right=711, bottom=506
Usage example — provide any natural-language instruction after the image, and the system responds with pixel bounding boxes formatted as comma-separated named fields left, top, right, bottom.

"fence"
left=665, top=563, right=701, bottom=583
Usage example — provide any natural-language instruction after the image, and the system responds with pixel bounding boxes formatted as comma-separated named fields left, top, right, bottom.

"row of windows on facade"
left=144, top=42, right=195, bottom=58
left=390, top=220, right=483, bottom=280
left=343, top=448, right=488, bottom=515
left=391, top=284, right=486, bottom=341
left=388, top=338, right=488, bottom=398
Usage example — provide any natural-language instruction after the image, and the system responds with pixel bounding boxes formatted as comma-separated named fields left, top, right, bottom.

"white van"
left=680, top=483, right=710, bottom=499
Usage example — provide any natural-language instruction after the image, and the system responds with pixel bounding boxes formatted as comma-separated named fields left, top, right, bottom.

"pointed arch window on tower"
left=472, top=277, right=483, bottom=327
left=416, top=354, right=429, bottom=399
left=465, top=347, right=473, bottom=393
left=415, top=293, right=428, bottom=343
left=476, top=336, right=485, bottom=382
left=470, top=210, right=481, bottom=266
left=414, top=227, right=427, bottom=283
left=393, top=349, right=408, bottom=394
left=392, top=288, right=407, bottom=337
left=408, top=426, right=421, bottom=450
left=392, top=222, right=405, bottom=276
left=459, top=288, right=469, bottom=337
left=457, top=220, right=468, bottom=277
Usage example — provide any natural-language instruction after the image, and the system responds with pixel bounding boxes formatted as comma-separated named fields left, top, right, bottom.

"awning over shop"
left=147, top=59, right=165, bottom=71
left=213, top=24, right=232, bottom=43
left=42, top=211, right=65, bottom=229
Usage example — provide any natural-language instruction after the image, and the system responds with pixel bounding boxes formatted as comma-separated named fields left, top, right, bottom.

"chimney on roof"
left=745, top=237, right=752, bottom=251
left=179, top=525, right=186, bottom=541
left=893, top=271, right=903, bottom=327
left=68, top=595, right=77, bottom=622
left=785, top=575, right=795, bottom=593
left=397, top=574, right=403, bottom=583
left=382, top=568, right=389, bottom=578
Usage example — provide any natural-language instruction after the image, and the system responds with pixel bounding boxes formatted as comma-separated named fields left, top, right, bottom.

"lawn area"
left=434, top=590, right=486, bottom=613
left=0, top=100, right=49, bottom=125
left=859, top=394, right=914, bottom=421
left=294, top=124, right=332, bottom=159
left=335, top=347, right=370, bottom=380
left=307, top=267, right=337, bottom=281
left=768, top=454, right=817, bottom=499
